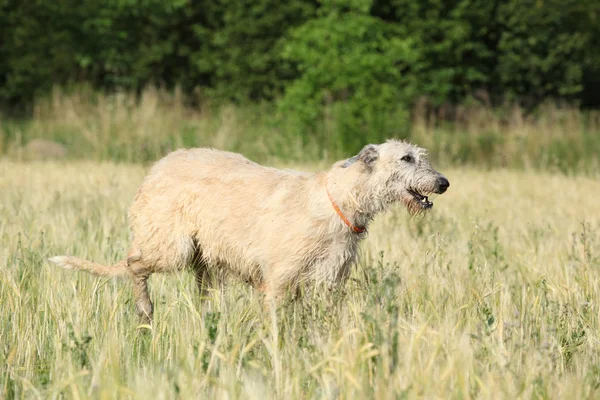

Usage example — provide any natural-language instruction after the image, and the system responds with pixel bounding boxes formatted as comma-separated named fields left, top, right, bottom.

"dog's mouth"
left=407, top=189, right=433, bottom=209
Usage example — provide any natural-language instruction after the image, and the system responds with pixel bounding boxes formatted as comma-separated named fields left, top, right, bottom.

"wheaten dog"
left=49, top=140, right=449, bottom=322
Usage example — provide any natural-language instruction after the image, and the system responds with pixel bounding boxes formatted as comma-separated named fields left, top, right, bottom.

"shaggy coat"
left=50, top=140, right=449, bottom=321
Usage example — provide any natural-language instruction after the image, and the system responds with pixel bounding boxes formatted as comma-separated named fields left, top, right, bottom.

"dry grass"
left=1, top=87, right=599, bottom=171
left=1, top=87, right=292, bottom=163
left=1, top=159, right=599, bottom=399
left=411, top=101, right=600, bottom=172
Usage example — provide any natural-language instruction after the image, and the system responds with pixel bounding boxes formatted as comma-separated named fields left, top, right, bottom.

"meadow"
left=2, top=87, right=600, bottom=173
left=1, top=156, right=599, bottom=398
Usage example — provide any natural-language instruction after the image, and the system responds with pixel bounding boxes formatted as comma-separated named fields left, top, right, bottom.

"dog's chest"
left=309, top=233, right=361, bottom=283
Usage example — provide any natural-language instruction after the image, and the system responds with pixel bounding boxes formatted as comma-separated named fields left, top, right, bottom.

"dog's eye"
left=401, top=155, right=413, bottom=163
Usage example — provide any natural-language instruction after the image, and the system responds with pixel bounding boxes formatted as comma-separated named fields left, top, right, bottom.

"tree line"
left=1, top=0, right=598, bottom=114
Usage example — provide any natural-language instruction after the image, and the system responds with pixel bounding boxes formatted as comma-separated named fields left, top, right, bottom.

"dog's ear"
left=342, top=144, right=379, bottom=168
left=358, top=144, right=379, bottom=166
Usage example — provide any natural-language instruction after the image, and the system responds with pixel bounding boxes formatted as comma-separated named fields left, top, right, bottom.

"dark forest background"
left=2, top=0, right=598, bottom=109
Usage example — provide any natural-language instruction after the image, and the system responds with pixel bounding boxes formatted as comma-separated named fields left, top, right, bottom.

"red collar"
left=326, top=187, right=366, bottom=234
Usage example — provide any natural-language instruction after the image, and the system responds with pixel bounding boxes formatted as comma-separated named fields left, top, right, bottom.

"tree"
left=279, top=0, right=420, bottom=153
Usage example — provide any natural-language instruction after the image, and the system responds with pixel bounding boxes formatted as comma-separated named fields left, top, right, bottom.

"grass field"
left=2, top=87, right=600, bottom=173
left=1, top=160, right=599, bottom=399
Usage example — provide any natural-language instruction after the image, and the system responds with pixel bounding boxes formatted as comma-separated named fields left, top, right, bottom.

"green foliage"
left=0, top=0, right=598, bottom=112
left=0, top=0, right=316, bottom=108
left=496, top=0, right=589, bottom=107
left=189, top=0, right=317, bottom=101
left=374, top=0, right=597, bottom=107
left=375, top=0, right=498, bottom=104
left=0, top=0, right=191, bottom=107
left=279, top=0, right=418, bottom=154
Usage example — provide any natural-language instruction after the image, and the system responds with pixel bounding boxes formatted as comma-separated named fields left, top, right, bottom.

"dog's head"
left=338, top=140, right=449, bottom=215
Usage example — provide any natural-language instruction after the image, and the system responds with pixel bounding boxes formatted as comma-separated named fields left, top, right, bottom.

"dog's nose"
left=436, top=176, right=449, bottom=193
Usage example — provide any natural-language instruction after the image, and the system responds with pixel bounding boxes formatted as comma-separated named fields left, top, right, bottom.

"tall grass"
left=1, top=86, right=599, bottom=172
left=1, top=161, right=599, bottom=398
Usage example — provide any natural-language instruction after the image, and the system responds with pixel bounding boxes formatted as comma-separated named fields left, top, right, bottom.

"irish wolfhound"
left=49, top=140, right=449, bottom=322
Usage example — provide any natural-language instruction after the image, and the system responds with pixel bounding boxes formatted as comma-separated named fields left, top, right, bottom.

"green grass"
left=1, top=161, right=599, bottom=398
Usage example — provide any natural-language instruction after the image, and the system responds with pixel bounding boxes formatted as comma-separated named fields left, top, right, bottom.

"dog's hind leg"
left=127, top=251, right=153, bottom=323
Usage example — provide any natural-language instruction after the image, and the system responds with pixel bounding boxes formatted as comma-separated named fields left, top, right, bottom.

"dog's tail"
left=48, top=256, right=128, bottom=277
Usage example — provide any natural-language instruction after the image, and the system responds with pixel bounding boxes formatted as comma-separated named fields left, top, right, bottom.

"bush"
left=278, top=0, right=418, bottom=155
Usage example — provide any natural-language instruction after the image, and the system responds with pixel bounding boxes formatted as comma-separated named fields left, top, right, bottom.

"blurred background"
left=0, top=0, right=598, bottom=171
